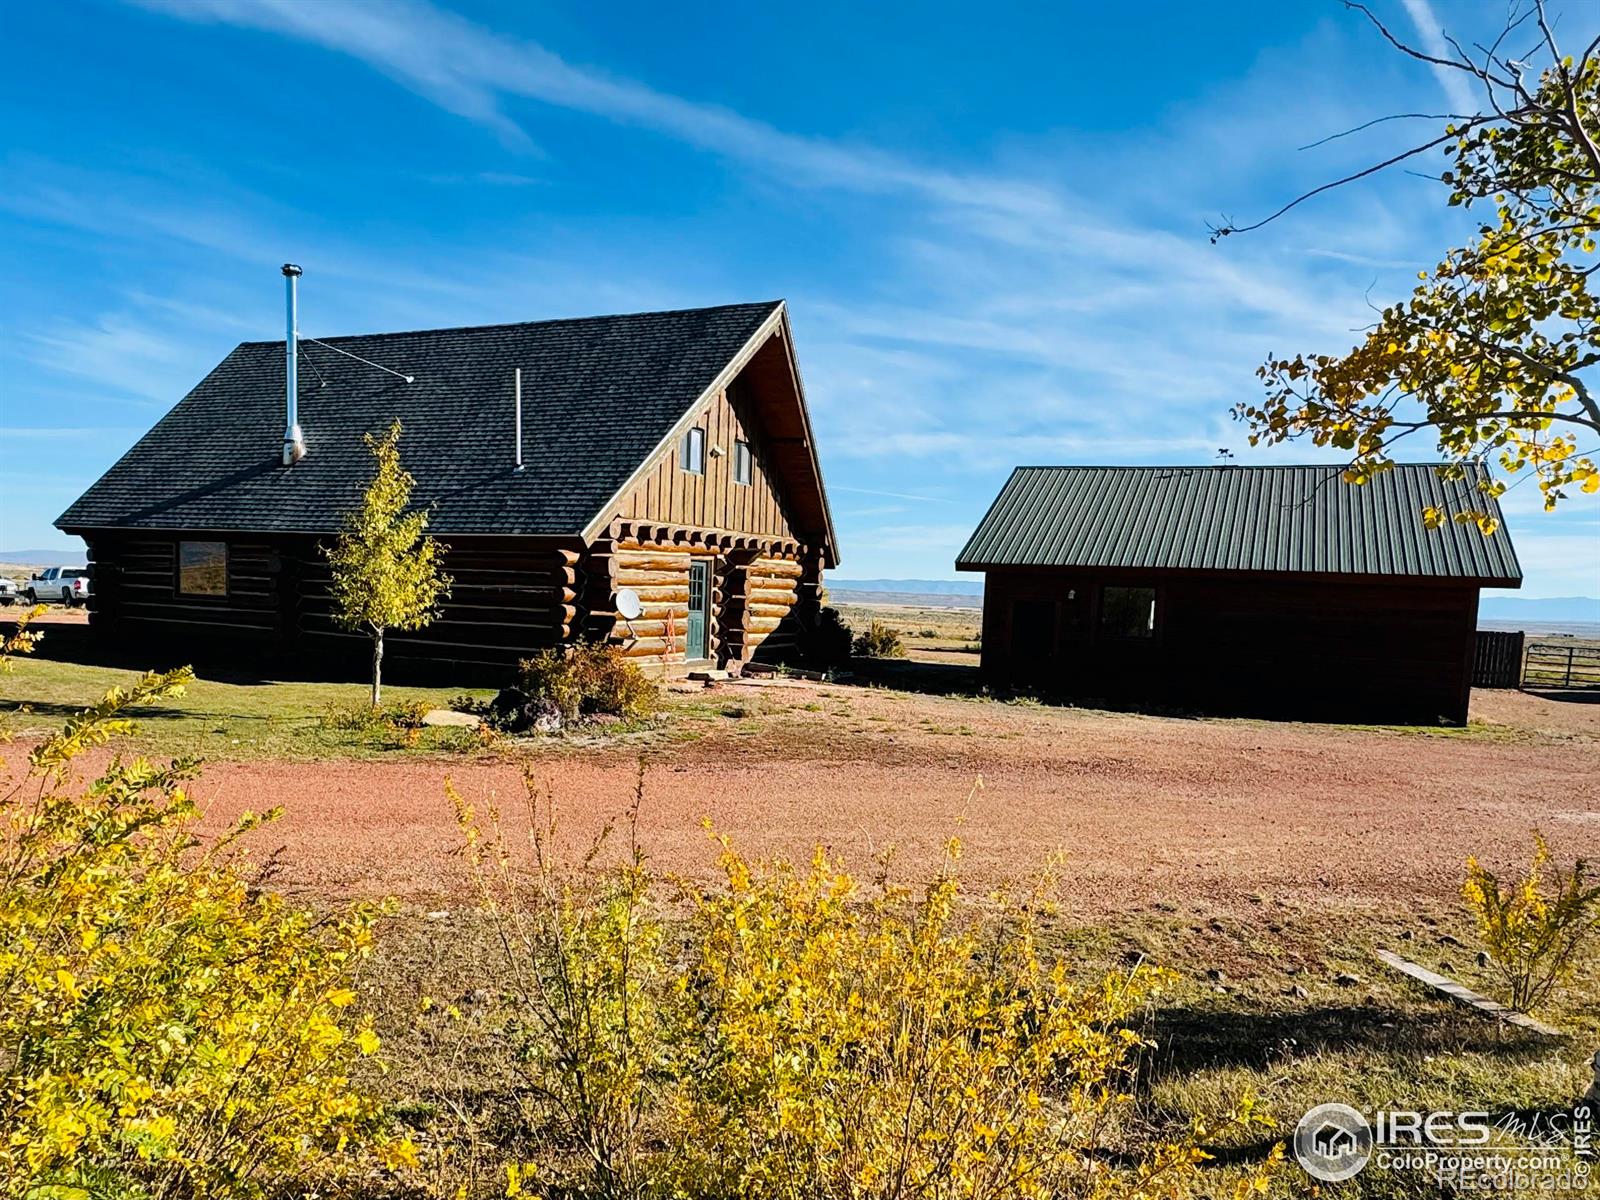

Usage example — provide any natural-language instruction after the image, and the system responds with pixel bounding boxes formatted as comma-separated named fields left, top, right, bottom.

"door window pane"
left=686, top=561, right=710, bottom=659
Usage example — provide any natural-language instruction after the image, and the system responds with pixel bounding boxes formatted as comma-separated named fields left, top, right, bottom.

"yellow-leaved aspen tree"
left=324, top=421, right=451, bottom=706
left=1214, top=1, right=1600, bottom=527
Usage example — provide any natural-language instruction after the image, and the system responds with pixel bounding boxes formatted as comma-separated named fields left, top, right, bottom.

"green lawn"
left=0, top=657, right=498, bottom=761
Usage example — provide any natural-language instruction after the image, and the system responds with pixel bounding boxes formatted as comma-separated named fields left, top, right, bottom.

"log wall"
left=85, top=532, right=281, bottom=641
left=82, top=531, right=580, bottom=674
left=594, top=524, right=816, bottom=670
left=81, top=525, right=826, bottom=679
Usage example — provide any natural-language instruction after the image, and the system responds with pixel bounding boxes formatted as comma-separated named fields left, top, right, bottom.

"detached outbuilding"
left=955, top=464, right=1521, bottom=724
left=57, top=294, right=838, bottom=677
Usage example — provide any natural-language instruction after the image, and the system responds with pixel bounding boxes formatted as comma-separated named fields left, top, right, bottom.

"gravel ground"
left=62, top=680, right=1584, bottom=916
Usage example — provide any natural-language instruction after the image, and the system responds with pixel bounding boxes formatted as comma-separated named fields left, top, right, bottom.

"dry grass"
left=354, top=876, right=1600, bottom=1198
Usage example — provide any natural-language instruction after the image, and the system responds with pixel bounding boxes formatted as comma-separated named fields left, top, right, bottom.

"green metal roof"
left=955, top=464, right=1522, bottom=584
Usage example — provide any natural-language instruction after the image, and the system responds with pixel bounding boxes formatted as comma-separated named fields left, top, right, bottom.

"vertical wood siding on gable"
left=617, top=384, right=800, bottom=537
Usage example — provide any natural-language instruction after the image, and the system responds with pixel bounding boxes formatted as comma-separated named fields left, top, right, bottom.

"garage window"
left=178, top=540, right=228, bottom=596
left=1099, top=585, right=1156, bottom=639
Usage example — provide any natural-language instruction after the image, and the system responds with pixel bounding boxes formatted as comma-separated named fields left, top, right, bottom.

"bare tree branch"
left=1297, top=112, right=1473, bottom=152
left=1209, top=127, right=1470, bottom=241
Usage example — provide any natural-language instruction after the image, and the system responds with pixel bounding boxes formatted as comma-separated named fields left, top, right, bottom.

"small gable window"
left=733, top=439, right=752, bottom=486
left=681, top=426, right=705, bottom=475
left=178, top=540, right=228, bottom=597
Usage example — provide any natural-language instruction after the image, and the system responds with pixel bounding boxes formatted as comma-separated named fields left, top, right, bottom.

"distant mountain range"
left=1479, top=595, right=1600, bottom=622
left=0, top=549, right=86, bottom=567
left=830, top=578, right=983, bottom=596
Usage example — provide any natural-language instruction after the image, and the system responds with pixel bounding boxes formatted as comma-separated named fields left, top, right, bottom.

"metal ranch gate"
left=1473, top=630, right=1600, bottom=690
left=1523, top=640, right=1600, bottom=689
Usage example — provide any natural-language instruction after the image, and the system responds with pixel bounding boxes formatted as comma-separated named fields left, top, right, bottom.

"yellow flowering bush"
left=0, top=605, right=47, bottom=673
left=448, top=779, right=1278, bottom=1200
left=0, top=667, right=403, bottom=1197
left=1464, top=831, right=1600, bottom=1013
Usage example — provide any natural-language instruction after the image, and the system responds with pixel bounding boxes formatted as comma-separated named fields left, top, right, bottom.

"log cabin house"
left=56, top=294, right=838, bottom=678
left=956, top=464, right=1521, bottom=724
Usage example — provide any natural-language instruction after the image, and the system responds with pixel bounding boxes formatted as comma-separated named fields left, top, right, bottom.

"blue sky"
left=3, top=0, right=1597, bottom=597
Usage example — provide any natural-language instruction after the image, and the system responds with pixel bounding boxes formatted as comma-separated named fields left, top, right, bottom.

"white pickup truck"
left=23, top=566, right=91, bottom=607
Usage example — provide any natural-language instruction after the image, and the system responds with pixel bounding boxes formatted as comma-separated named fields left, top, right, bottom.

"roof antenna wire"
left=302, top=336, right=416, bottom=383
left=298, top=340, right=328, bottom=389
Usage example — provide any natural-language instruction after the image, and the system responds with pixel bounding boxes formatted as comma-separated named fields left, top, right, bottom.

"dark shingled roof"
left=956, top=464, right=1522, bottom=585
left=57, top=301, right=784, bottom=537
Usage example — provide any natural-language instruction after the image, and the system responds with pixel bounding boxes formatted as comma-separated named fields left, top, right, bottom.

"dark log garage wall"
left=978, top=567, right=1480, bottom=724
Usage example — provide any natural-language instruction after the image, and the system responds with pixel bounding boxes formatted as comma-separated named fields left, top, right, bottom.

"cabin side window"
left=1098, top=585, right=1156, bottom=639
left=680, top=426, right=705, bottom=475
left=733, top=439, right=752, bottom=485
left=178, top=540, right=228, bottom=597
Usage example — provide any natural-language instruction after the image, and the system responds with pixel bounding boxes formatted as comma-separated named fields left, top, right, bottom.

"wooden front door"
left=686, top=560, right=711, bottom=661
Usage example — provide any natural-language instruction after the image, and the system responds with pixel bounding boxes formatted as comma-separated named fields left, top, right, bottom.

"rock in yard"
left=1285, top=983, right=1310, bottom=1000
left=488, top=688, right=562, bottom=734
left=1334, top=972, right=1363, bottom=987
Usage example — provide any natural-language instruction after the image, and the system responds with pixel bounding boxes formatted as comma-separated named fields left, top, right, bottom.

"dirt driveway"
left=144, top=681, right=1599, bottom=916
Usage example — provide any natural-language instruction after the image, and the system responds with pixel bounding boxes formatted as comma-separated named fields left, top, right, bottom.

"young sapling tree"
left=324, top=420, right=451, bottom=706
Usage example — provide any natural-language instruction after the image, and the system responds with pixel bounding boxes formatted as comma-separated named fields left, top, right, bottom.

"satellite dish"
left=615, top=588, right=644, bottom=620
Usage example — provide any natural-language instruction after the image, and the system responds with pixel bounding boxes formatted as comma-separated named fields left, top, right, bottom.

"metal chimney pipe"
left=514, top=367, right=524, bottom=471
left=282, top=263, right=306, bottom=465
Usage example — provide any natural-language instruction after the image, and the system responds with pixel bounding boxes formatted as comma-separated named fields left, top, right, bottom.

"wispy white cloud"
left=1399, top=0, right=1482, bottom=114
left=832, top=486, right=956, bottom=505
left=20, top=315, right=206, bottom=405
left=132, top=0, right=1064, bottom=224
left=422, top=171, right=545, bottom=187
left=17, top=0, right=1587, bottom=589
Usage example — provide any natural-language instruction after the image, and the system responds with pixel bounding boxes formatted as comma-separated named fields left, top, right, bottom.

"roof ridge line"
left=234, top=299, right=786, bottom=347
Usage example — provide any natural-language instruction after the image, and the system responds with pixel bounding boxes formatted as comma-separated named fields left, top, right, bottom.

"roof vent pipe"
left=514, top=367, right=524, bottom=471
left=282, top=263, right=306, bottom=466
